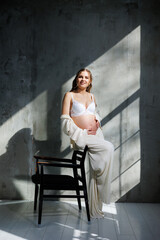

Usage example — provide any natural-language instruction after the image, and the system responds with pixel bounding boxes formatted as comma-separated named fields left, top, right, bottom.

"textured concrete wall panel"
left=0, top=0, right=159, bottom=202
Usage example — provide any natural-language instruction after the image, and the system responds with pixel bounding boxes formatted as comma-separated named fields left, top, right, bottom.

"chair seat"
left=31, top=146, right=90, bottom=224
left=32, top=174, right=83, bottom=190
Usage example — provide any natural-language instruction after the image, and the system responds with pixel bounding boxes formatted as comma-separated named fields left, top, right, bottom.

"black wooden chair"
left=31, top=146, right=90, bottom=224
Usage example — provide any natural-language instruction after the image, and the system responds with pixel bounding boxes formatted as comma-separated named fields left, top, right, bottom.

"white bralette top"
left=70, top=93, right=95, bottom=117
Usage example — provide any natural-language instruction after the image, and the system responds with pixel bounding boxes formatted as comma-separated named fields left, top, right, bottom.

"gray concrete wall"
left=0, top=0, right=160, bottom=202
left=139, top=0, right=160, bottom=202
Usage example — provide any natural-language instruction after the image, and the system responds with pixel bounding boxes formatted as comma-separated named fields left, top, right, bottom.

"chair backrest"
left=71, top=146, right=88, bottom=186
left=72, top=146, right=88, bottom=167
left=33, top=146, right=88, bottom=181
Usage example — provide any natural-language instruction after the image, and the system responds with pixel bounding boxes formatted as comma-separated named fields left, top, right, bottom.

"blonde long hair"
left=70, top=68, right=93, bottom=93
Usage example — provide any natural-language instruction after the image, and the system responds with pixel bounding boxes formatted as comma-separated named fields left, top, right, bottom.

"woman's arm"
left=62, top=92, right=72, bottom=115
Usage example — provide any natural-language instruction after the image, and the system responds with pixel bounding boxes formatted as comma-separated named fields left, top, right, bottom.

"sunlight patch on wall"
left=31, top=90, right=48, bottom=141
left=0, top=91, right=47, bottom=156
left=61, top=26, right=141, bottom=201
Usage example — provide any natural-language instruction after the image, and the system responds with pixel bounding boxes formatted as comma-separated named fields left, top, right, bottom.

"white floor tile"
left=0, top=201, right=160, bottom=240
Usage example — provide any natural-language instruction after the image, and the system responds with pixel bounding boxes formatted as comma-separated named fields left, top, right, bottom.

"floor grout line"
left=0, top=201, right=160, bottom=240
left=136, top=203, right=156, bottom=240
left=123, top=203, right=138, bottom=240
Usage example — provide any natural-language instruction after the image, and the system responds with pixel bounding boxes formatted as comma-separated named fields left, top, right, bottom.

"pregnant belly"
left=71, top=114, right=97, bottom=130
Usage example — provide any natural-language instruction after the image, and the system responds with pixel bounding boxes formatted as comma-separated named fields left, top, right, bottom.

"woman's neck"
left=75, top=88, right=87, bottom=94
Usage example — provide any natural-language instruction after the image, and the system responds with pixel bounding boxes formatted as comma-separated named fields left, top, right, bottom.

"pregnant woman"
left=61, top=68, right=114, bottom=218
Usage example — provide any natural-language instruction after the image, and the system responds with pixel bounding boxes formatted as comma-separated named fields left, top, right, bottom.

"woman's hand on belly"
left=72, top=115, right=99, bottom=135
left=96, top=119, right=100, bottom=129
left=87, top=127, right=97, bottom=135
left=87, top=119, right=100, bottom=135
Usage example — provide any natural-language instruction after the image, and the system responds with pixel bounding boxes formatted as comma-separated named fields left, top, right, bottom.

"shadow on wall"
left=0, top=1, right=139, bottom=124
left=0, top=0, right=159, bottom=204
left=0, top=1, right=143, bottom=200
left=0, top=127, right=62, bottom=201
left=0, top=88, right=141, bottom=201
left=0, top=128, right=32, bottom=200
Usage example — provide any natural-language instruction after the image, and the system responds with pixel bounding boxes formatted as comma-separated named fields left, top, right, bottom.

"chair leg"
left=76, top=190, right=81, bottom=210
left=38, top=187, right=43, bottom=225
left=34, top=184, right=38, bottom=211
left=84, top=191, right=90, bottom=221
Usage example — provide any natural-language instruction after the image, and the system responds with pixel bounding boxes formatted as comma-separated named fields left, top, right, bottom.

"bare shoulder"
left=63, top=91, right=72, bottom=100
left=90, top=92, right=95, bottom=99
left=62, top=92, right=72, bottom=115
left=90, top=92, right=97, bottom=105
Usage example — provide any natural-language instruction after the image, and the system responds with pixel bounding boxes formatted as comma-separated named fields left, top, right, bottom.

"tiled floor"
left=0, top=200, right=160, bottom=240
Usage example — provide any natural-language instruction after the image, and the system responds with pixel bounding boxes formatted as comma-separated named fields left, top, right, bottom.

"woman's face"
left=76, top=71, right=91, bottom=90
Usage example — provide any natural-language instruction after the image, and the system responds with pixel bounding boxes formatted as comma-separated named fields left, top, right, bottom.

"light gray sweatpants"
left=82, top=128, right=114, bottom=218
left=61, top=115, right=114, bottom=218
